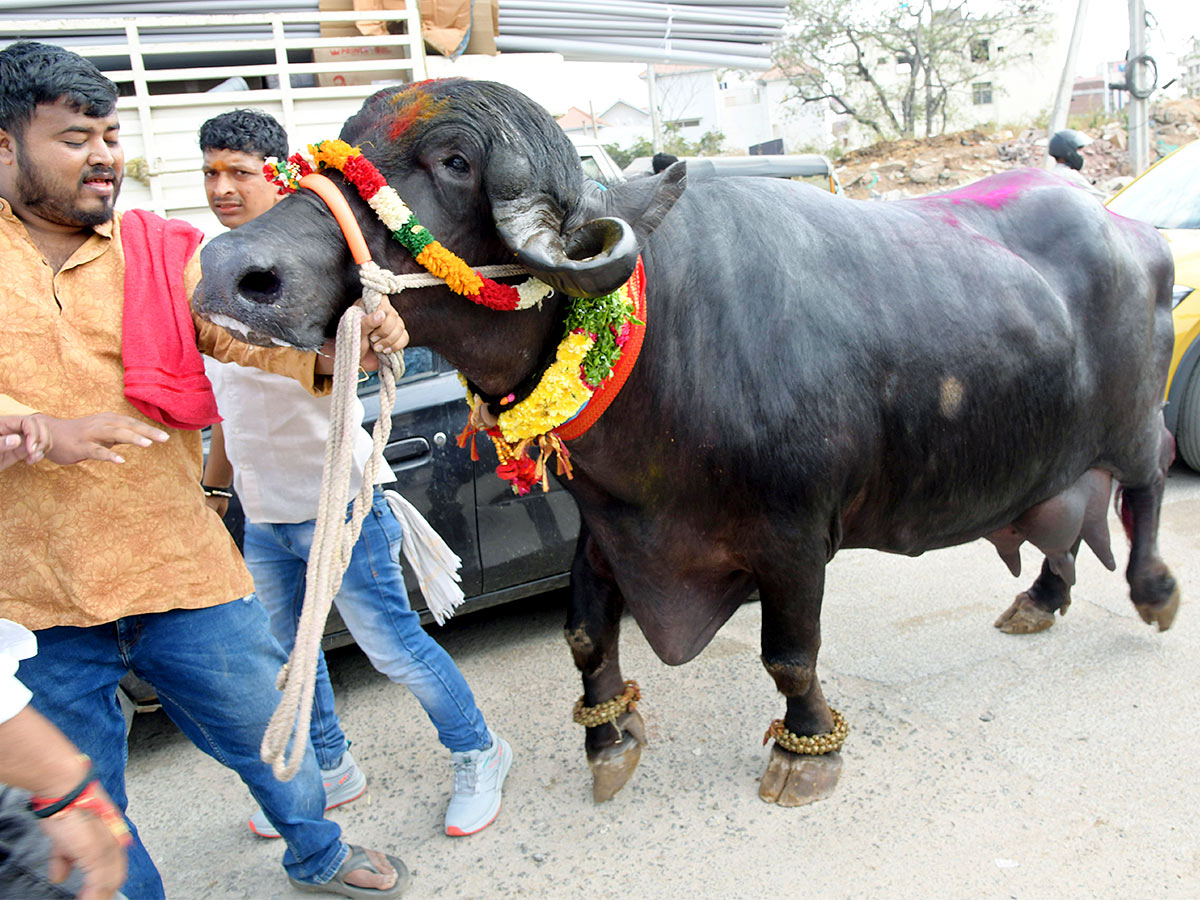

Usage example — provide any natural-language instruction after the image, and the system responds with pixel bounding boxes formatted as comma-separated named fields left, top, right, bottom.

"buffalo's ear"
left=576, top=162, right=687, bottom=246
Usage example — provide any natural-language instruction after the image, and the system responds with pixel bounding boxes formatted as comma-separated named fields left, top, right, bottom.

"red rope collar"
left=554, top=257, right=647, bottom=442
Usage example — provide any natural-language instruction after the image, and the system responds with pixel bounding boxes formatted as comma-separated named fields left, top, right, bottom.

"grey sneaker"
left=444, top=730, right=512, bottom=836
left=248, top=749, right=368, bottom=838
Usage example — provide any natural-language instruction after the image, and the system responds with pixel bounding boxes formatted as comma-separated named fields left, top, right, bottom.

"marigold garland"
left=497, top=330, right=596, bottom=443
left=264, top=142, right=550, bottom=312
left=265, top=139, right=642, bottom=496
left=461, top=270, right=642, bottom=495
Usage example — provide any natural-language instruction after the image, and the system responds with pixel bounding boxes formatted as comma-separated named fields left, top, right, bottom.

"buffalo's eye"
left=441, top=154, right=470, bottom=175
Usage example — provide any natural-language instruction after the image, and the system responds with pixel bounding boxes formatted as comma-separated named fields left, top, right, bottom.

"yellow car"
left=1107, top=140, right=1200, bottom=469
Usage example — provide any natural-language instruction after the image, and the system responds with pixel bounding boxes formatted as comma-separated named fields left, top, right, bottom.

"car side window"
left=356, top=347, right=441, bottom=396
left=579, top=155, right=603, bottom=183
left=399, top=346, right=435, bottom=379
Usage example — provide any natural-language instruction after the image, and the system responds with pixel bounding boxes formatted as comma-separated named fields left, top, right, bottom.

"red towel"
left=120, top=209, right=219, bottom=430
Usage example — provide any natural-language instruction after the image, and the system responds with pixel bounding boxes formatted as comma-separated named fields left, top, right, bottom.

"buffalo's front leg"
left=756, top=550, right=844, bottom=806
left=565, top=526, right=646, bottom=802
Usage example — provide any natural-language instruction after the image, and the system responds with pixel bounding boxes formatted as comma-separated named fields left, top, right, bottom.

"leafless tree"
left=775, top=0, right=1053, bottom=140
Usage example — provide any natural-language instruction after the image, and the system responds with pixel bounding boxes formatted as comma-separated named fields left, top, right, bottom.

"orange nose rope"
left=299, top=173, right=372, bottom=265
left=297, top=172, right=528, bottom=288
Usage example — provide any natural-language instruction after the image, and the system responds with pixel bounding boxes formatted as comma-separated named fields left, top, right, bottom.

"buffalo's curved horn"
left=495, top=203, right=638, bottom=299
left=486, top=145, right=638, bottom=298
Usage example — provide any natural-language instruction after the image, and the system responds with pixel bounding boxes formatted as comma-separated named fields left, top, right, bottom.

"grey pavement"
left=127, top=465, right=1200, bottom=899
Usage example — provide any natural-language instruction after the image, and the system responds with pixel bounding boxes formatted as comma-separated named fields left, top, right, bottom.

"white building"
left=590, top=100, right=651, bottom=149
left=1182, top=37, right=1200, bottom=99
left=773, top=17, right=1060, bottom=149
left=602, top=64, right=835, bottom=155
left=581, top=26, right=1059, bottom=160
left=944, top=34, right=1058, bottom=134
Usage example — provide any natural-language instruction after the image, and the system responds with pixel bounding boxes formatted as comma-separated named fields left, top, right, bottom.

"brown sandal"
left=288, top=844, right=410, bottom=899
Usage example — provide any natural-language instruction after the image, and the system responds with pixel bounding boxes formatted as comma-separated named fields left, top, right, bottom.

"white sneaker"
left=248, top=749, right=368, bottom=838
left=444, top=730, right=512, bottom=836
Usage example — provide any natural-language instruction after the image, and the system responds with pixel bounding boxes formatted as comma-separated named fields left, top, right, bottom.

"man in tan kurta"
left=0, top=205, right=305, bottom=628
left=0, top=41, right=407, bottom=900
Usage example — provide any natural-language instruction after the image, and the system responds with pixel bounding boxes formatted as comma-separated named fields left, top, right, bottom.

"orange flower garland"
left=265, top=141, right=550, bottom=312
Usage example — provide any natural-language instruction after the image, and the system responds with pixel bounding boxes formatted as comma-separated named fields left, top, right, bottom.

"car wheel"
left=1175, top=364, right=1200, bottom=471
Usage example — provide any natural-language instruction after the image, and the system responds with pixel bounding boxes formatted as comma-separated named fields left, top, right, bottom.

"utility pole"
left=1127, top=0, right=1150, bottom=175
left=647, top=64, right=664, bottom=153
left=1046, top=0, right=1090, bottom=167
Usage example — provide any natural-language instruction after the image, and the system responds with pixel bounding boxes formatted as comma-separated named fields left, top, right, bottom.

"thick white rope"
left=383, top=489, right=463, bottom=625
left=261, top=260, right=402, bottom=780
left=367, top=262, right=528, bottom=291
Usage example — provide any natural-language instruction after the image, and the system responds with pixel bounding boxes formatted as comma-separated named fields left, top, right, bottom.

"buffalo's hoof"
left=1134, top=582, right=1180, bottom=632
left=758, top=745, right=842, bottom=807
left=994, top=592, right=1058, bottom=634
left=587, top=709, right=647, bottom=803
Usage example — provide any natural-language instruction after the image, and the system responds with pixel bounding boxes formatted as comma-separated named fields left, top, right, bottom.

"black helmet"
left=1048, top=129, right=1092, bottom=171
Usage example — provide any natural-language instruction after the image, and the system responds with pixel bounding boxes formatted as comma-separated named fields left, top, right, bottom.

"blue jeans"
left=243, top=488, right=488, bottom=760
left=17, top=599, right=350, bottom=900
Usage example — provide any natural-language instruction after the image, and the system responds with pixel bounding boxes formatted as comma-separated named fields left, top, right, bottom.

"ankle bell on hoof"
left=575, top=683, right=646, bottom=803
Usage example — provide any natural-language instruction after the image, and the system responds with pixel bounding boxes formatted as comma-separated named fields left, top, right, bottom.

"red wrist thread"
left=29, top=758, right=95, bottom=818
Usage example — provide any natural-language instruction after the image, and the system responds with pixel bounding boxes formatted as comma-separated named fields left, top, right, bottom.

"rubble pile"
left=834, top=96, right=1200, bottom=201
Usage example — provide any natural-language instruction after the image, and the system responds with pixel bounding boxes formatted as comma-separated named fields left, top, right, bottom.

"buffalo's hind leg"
left=756, top=550, right=844, bottom=807
left=994, top=545, right=1077, bottom=634
left=1120, top=428, right=1180, bottom=630
left=565, top=525, right=646, bottom=802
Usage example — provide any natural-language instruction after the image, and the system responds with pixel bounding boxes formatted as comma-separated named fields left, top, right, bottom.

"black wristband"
left=202, top=485, right=234, bottom=499
left=29, top=760, right=97, bottom=818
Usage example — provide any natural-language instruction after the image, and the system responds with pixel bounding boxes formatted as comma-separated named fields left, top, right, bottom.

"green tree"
left=604, top=138, right=652, bottom=170
left=775, top=0, right=1052, bottom=140
left=605, top=128, right=727, bottom=169
left=691, top=130, right=727, bottom=157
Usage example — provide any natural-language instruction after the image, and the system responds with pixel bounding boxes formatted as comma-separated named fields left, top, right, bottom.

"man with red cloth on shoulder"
left=0, top=41, right=409, bottom=900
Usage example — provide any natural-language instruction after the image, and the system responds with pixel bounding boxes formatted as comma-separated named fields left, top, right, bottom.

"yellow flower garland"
left=495, top=331, right=596, bottom=442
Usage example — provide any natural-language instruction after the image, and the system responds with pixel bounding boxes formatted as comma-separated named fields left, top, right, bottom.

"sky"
left=1066, top=0, right=1196, bottom=79
left=427, top=0, right=1199, bottom=116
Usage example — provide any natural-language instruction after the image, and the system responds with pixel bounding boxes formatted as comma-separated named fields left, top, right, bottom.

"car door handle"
left=384, top=437, right=431, bottom=470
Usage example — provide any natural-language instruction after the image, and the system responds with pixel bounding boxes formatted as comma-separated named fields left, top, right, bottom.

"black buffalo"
left=194, top=79, right=1180, bottom=807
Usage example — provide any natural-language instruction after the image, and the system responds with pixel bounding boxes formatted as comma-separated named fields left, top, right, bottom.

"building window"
left=970, top=39, right=990, bottom=62
left=972, top=82, right=993, bottom=104
left=668, top=117, right=702, bottom=128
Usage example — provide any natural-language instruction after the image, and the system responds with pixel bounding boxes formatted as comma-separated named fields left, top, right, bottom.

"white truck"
left=0, top=8, right=427, bottom=235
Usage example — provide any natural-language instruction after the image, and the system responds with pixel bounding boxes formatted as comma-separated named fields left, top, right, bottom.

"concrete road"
left=127, top=465, right=1200, bottom=899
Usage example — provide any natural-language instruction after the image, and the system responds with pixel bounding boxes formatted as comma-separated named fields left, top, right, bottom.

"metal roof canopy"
left=495, top=0, right=788, bottom=71
left=495, top=0, right=789, bottom=152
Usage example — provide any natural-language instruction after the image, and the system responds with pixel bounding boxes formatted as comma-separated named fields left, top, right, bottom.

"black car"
left=216, top=345, right=580, bottom=644
left=325, top=346, right=579, bottom=645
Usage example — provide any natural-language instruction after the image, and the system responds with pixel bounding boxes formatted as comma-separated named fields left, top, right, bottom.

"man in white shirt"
left=198, top=109, right=512, bottom=840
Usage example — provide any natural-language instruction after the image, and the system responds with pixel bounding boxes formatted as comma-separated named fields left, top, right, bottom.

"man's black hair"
left=0, top=41, right=118, bottom=138
left=651, top=152, right=679, bottom=174
left=199, top=109, right=288, bottom=161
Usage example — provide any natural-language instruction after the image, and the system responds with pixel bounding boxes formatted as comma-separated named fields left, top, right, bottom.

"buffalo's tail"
left=1115, top=487, right=1135, bottom=544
